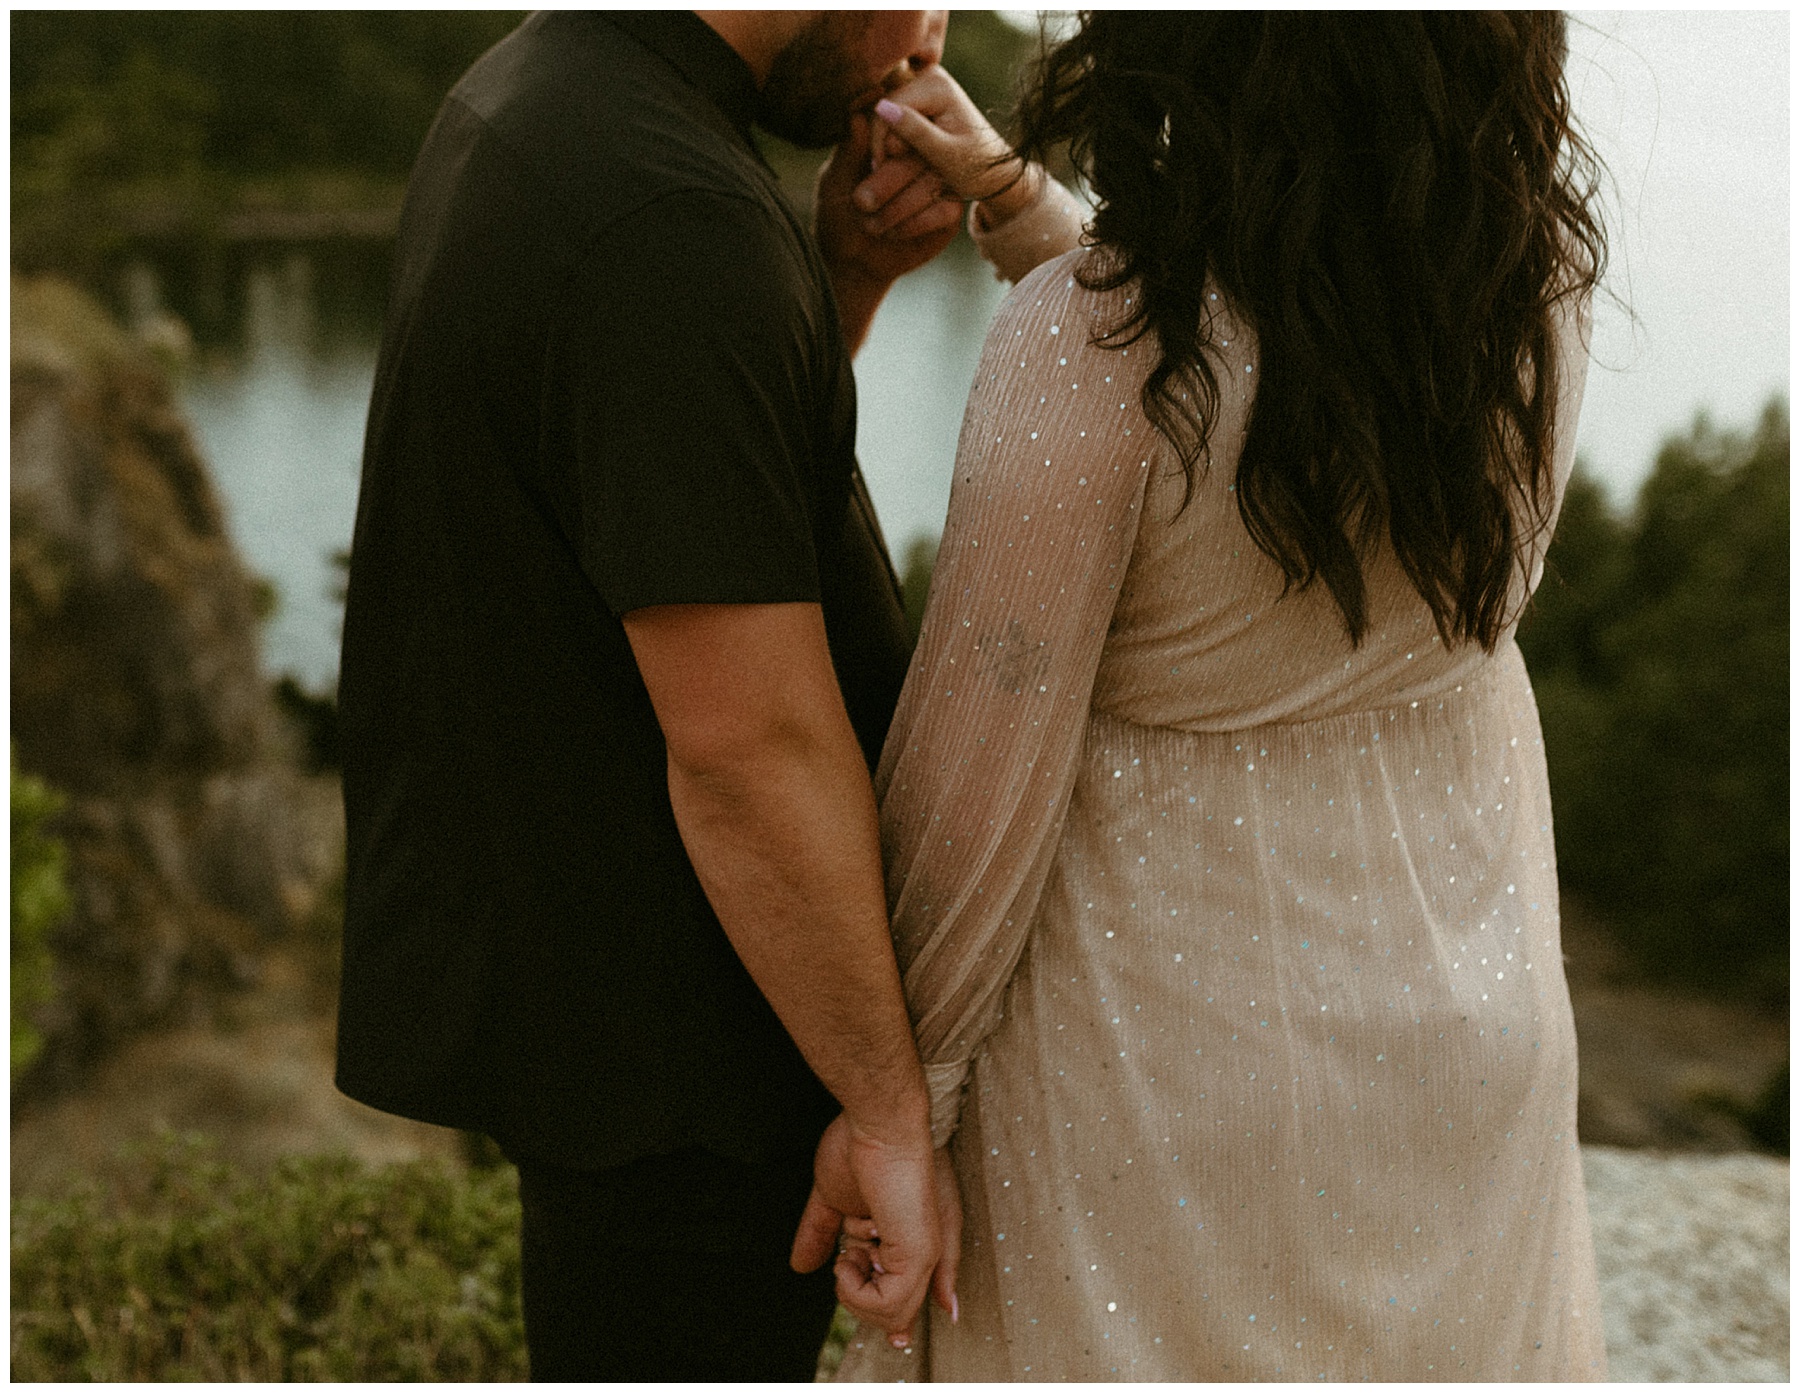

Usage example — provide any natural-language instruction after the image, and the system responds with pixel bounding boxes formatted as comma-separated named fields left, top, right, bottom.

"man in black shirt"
left=336, top=11, right=961, bottom=1380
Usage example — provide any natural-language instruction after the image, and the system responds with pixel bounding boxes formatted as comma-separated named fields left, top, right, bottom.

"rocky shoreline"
left=11, top=274, right=342, bottom=1098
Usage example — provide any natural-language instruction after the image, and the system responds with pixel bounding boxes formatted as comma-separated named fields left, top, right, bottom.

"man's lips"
left=882, top=59, right=922, bottom=93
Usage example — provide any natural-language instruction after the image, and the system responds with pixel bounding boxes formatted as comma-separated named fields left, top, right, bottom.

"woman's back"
left=1094, top=291, right=1589, bottom=732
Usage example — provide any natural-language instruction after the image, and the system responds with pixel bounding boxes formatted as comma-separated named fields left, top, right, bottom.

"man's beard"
left=755, top=14, right=876, bottom=149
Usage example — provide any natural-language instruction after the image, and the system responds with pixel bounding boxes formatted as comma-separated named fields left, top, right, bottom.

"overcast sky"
left=1567, top=9, right=1789, bottom=502
left=1005, top=10, right=1790, bottom=507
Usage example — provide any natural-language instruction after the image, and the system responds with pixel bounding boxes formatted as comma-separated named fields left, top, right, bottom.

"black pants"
left=507, top=1143, right=839, bottom=1382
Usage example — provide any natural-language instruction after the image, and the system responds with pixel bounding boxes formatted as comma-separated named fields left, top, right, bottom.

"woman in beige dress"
left=835, top=12, right=1610, bottom=1380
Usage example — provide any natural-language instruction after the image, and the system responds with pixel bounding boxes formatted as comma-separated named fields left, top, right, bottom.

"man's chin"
left=754, top=109, right=853, bottom=151
left=755, top=78, right=891, bottom=151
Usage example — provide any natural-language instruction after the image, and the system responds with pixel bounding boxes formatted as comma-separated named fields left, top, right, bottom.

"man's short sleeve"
left=560, top=189, right=829, bottom=615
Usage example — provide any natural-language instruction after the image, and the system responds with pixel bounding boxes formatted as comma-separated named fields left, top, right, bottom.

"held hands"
left=815, top=109, right=962, bottom=296
left=816, top=68, right=1053, bottom=348
left=858, top=65, right=1046, bottom=236
left=790, top=1112, right=963, bottom=1349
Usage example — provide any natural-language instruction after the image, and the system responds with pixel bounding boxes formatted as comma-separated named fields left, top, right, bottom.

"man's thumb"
left=790, top=1186, right=845, bottom=1273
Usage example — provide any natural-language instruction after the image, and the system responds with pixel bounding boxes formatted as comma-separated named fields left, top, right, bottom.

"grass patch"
left=13, top=1131, right=862, bottom=1380
left=11, top=1133, right=526, bottom=1381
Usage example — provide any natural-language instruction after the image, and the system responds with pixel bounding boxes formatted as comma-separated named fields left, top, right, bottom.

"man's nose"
left=910, top=10, right=948, bottom=71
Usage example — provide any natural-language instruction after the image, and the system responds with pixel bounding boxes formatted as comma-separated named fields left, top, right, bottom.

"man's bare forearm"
left=623, top=601, right=939, bottom=1336
left=622, top=600, right=929, bottom=1144
left=666, top=723, right=928, bottom=1139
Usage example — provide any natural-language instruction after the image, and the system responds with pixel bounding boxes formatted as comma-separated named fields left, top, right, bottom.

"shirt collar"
left=598, top=11, right=760, bottom=144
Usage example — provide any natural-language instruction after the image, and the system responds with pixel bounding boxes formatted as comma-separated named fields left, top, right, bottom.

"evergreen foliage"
left=11, top=12, right=526, bottom=184
left=1519, top=400, right=1788, bottom=999
left=10, top=11, right=1034, bottom=186
left=11, top=748, right=69, bottom=1079
left=941, top=10, right=1041, bottom=123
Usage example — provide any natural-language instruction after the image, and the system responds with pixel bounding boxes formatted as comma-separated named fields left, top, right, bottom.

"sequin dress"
left=836, top=183, right=1608, bottom=1382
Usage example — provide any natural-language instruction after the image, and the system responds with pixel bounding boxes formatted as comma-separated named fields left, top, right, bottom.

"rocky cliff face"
left=11, top=274, right=341, bottom=1094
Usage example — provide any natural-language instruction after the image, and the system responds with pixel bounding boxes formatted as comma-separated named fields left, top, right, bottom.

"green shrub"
left=11, top=747, right=70, bottom=1080
left=11, top=13, right=527, bottom=186
left=940, top=9, right=1040, bottom=122
left=10, top=1134, right=527, bottom=1381
left=819, top=1302, right=858, bottom=1379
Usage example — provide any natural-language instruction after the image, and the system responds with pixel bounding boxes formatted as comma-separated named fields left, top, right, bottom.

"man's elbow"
left=659, top=707, right=822, bottom=803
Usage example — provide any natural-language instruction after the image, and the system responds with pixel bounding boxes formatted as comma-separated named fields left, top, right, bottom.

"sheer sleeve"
left=968, top=175, right=1088, bottom=285
left=875, top=257, right=1155, bottom=1146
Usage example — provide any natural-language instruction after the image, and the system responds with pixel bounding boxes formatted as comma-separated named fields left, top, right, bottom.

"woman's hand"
left=833, top=1144, right=964, bottom=1329
left=855, top=65, right=1047, bottom=236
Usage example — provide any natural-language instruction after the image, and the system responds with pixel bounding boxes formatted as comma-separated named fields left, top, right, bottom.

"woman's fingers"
left=877, top=63, right=962, bottom=125
left=874, top=97, right=961, bottom=169
left=931, top=1147, right=964, bottom=1320
left=883, top=196, right=963, bottom=244
left=834, top=1249, right=927, bottom=1343
left=872, top=97, right=1021, bottom=205
left=865, top=170, right=951, bottom=237
left=834, top=1251, right=917, bottom=1350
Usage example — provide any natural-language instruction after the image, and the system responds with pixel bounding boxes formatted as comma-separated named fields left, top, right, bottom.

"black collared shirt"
left=335, top=11, right=912, bottom=1168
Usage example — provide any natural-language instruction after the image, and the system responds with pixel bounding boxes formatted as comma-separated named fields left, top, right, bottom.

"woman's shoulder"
left=1003, top=246, right=1109, bottom=314
left=958, top=248, right=1161, bottom=499
left=986, top=248, right=1142, bottom=374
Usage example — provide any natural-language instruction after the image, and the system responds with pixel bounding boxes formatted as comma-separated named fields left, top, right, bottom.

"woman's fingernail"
left=872, top=1259, right=886, bottom=1274
left=890, top=1333, right=910, bottom=1350
left=875, top=98, right=904, bottom=125
left=951, top=1293, right=960, bottom=1324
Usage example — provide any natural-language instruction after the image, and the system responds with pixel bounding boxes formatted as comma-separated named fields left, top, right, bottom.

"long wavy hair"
left=1013, top=12, right=1607, bottom=649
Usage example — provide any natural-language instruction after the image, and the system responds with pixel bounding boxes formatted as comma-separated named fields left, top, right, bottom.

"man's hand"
left=815, top=109, right=961, bottom=352
left=792, top=1113, right=961, bottom=1349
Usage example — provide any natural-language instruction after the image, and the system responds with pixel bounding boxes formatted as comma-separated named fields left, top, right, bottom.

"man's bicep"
left=622, top=601, right=845, bottom=773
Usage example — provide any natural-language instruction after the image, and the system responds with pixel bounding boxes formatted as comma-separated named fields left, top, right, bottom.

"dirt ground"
left=10, top=935, right=465, bottom=1199
left=1559, top=899, right=1787, bottom=1153
left=1585, top=1145, right=1789, bottom=1382
left=12, top=897, right=1785, bottom=1197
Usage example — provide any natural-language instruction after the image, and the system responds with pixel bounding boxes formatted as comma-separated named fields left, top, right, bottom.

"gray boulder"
left=1587, top=1145, right=1789, bottom=1381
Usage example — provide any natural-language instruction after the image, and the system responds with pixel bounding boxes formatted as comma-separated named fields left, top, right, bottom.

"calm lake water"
left=141, top=240, right=1011, bottom=690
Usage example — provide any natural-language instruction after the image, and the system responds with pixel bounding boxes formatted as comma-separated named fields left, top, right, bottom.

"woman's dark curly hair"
left=1013, top=12, right=1607, bottom=649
